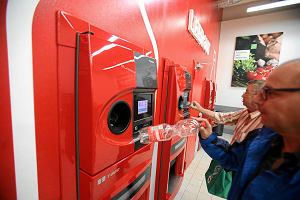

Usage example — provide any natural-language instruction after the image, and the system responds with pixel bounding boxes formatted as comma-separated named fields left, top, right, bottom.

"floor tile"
left=197, top=192, right=212, bottom=200
left=181, top=191, right=198, bottom=200
left=211, top=195, right=226, bottom=200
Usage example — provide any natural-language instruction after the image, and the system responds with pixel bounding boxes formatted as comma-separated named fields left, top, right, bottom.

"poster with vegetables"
left=231, top=32, right=283, bottom=87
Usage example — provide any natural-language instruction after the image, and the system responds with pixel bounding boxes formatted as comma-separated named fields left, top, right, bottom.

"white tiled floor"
left=174, top=133, right=232, bottom=200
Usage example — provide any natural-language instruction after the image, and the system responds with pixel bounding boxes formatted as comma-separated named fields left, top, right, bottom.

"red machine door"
left=78, top=34, right=138, bottom=175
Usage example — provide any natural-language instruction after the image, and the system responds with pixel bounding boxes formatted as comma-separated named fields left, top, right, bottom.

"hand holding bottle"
left=190, top=101, right=203, bottom=111
left=192, top=117, right=212, bottom=139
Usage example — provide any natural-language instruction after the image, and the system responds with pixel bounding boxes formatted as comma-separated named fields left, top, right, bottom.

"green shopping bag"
left=205, top=159, right=232, bottom=199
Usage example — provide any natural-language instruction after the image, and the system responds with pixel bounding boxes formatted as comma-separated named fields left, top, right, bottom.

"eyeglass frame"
left=259, top=86, right=300, bottom=100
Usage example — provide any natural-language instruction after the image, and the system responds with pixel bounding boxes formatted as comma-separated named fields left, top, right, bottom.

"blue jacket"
left=200, top=127, right=300, bottom=200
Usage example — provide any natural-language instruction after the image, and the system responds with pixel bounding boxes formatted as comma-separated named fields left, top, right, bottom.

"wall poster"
left=231, top=32, right=283, bottom=87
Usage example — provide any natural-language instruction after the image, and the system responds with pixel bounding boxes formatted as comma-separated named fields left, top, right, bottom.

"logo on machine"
left=97, top=168, right=120, bottom=185
left=188, top=9, right=211, bottom=55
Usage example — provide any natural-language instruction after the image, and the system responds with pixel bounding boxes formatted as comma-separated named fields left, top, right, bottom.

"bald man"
left=254, top=59, right=300, bottom=153
left=195, top=59, right=300, bottom=200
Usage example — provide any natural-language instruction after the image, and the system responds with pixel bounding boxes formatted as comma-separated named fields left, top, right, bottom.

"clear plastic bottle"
left=138, top=119, right=200, bottom=144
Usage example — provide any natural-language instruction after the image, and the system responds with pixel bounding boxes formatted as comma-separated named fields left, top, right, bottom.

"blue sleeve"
left=200, top=133, right=249, bottom=171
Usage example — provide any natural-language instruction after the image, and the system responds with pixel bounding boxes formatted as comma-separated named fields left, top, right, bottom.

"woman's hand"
left=190, top=101, right=203, bottom=111
left=192, top=117, right=212, bottom=140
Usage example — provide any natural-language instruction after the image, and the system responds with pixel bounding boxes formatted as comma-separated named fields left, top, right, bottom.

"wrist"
left=199, top=132, right=217, bottom=147
left=198, top=107, right=205, bottom=113
left=201, top=135, right=209, bottom=140
left=199, top=131, right=211, bottom=140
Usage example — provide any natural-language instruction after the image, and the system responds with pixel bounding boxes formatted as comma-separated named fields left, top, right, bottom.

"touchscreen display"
left=138, top=100, right=148, bottom=114
left=134, top=93, right=153, bottom=121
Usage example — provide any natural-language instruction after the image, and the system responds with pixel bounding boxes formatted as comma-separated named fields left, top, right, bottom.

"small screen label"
left=138, top=100, right=148, bottom=114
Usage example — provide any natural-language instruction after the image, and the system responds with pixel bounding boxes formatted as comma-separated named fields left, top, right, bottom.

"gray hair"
left=247, top=80, right=265, bottom=94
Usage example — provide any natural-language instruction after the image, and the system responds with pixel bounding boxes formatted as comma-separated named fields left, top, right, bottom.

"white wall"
left=216, top=8, right=300, bottom=108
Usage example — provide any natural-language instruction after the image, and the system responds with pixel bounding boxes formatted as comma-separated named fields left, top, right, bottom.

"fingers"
left=199, top=124, right=211, bottom=140
left=189, top=101, right=196, bottom=108
left=192, top=101, right=198, bottom=107
left=199, top=126, right=206, bottom=131
left=198, top=112, right=203, bottom=118
left=191, top=116, right=208, bottom=123
left=190, top=101, right=203, bottom=113
left=191, top=116, right=202, bottom=122
left=191, top=116, right=207, bottom=126
left=189, top=101, right=198, bottom=108
left=202, top=118, right=210, bottom=128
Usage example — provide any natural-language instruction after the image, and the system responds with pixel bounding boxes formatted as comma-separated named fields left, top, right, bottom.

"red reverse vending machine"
left=76, top=28, right=158, bottom=199
left=156, top=59, right=192, bottom=199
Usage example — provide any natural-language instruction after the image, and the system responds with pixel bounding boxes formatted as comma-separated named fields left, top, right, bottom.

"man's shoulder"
left=249, top=127, right=280, bottom=147
left=238, top=127, right=278, bottom=145
left=257, top=126, right=278, bottom=136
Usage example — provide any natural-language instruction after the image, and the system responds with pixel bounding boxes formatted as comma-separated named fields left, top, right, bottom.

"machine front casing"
left=77, top=28, right=157, bottom=199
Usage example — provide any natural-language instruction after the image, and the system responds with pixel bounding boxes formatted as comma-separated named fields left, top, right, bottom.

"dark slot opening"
left=108, top=101, right=131, bottom=134
left=178, top=95, right=183, bottom=110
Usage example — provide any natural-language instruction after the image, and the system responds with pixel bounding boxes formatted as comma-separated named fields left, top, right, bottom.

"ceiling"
left=217, top=0, right=300, bottom=21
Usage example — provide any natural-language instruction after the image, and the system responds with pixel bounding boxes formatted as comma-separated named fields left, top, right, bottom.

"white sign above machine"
left=188, top=9, right=211, bottom=55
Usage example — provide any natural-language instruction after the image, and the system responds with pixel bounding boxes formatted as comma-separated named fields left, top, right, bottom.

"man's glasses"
left=260, top=86, right=300, bottom=100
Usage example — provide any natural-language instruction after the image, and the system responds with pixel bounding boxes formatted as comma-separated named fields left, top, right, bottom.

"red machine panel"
left=204, top=80, right=216, bottom=111
left=184, top=133, right=197, bottom=169
left=162, top=63, right=191, bottom=124
left=156, top=59, right=192, bottom=199
left=77, top=28, right=157, bottom=199
left=78, top=34, right=137, bottom=174
left=203, top=80, right=216, bottom=125
left=80, top=145, right=153, bottom=199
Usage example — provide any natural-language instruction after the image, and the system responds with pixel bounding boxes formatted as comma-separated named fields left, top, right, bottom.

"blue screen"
left=138, top=100, right=148, bottom=114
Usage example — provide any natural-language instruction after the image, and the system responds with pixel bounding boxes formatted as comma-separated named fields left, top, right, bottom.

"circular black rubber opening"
left=178, top=96, right=183, bottom=110
left=107, top=101, right=131, bottom=135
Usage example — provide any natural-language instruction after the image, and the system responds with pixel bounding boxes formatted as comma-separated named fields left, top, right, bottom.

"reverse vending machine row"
left=57, top=11, right=200, bottom=200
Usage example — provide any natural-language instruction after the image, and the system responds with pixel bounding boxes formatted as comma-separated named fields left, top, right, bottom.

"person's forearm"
left=197, top=106, right=216, bottom=120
